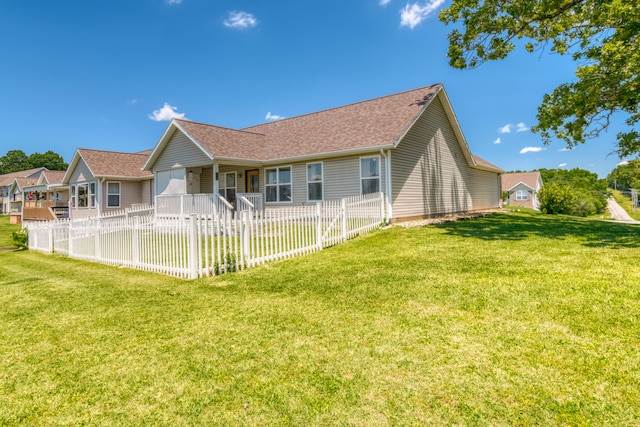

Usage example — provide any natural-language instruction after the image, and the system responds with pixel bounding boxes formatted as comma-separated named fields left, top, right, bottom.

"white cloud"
left=224, top=11, right=258, bottom=29
left=379, top=0, right=392, bottom=5
left=617, top=160, right=629, bottom=166
left=265, top=112, right=284, bottom=121
left=516, top=122, right=529, bottom=132
left=559, top=147, right=572, bottom=151
left=126, top=99, right=138, bottom=106
left=519, top=146, right=544, bottom=154
left=166, top=0, right=182, bottom=4
left=400, top=0, right=445, bottom=29
left=498, top=123, right=512, bottom=133
left=148, top=103, right=186, bottom=122
left=493, top=137, right=501, bottom=145
left=558, top=163, right=568, bottom=167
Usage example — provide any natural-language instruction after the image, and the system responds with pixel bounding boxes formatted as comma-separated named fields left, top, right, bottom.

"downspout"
left=99, top=177, right=105, bottom=214
left=380, top=148, right=392, bottom=222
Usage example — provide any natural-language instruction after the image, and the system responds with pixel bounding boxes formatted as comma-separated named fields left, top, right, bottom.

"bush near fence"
left=26, top=193, right=386, bottom=279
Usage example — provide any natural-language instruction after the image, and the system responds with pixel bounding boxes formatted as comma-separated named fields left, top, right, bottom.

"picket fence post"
left=68, top=220, right=74, bottom=257
left=316, top=202, right=323, bottom=250
left=341, top=198, right=348, bottom=242
left=188, top=214, right=198, bottom=279
left=132, top=216, right=140, bottom=268
left=241, top=210, right=250, bottom=264
left=48, top=224, right=54, bottom=253
left=94, top=218, right=102, bottom=261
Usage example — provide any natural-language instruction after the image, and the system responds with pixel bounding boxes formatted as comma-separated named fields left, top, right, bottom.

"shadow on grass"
left=434, top=212, right=640, bottom=249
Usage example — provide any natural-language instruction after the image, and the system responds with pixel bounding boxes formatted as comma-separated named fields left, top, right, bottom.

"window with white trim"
left=107, top=182, right=121, bottom=207
left=515, top=190, right=529, bottom=201
left=307, top=162, right=323, bottom=201
left=265, top=166, right=292, bottom=202
left=73, top=182, right=96, bottom=208
left=360, top=156, right=380, bottom=195
left=219, top=172, right=236, bottom=203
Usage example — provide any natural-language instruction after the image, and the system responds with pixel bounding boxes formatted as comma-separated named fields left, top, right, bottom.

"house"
left=21, top=170, right=69, bottom=222
left=0, top=167, right=47, bottom=216
left=62, top=148, right=154, bottom=219
left=501, top=171, right=543, bottom=210
left=143, top=84, right=503, bottom=222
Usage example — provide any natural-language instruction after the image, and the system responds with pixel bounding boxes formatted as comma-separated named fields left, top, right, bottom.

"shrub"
left=538, top=183, right=577, bottom=215
left=11, top=229, right=28, bottom=250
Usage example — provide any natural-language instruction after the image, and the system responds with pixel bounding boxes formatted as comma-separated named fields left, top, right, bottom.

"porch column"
left=213, top=161, right=219, bottom=195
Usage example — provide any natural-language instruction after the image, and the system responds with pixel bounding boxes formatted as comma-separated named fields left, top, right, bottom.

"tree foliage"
left=538, top=168, right=608, bottom=216
left=0, top=150, right=68, bottom=174
left=439, top=0, right=640, bottom=156
left=607, top=159, right=640, bottom=191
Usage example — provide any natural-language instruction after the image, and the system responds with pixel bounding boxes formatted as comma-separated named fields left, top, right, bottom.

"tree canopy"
left=0, top=150, right=68, bottom=174
left=439, top=0, right=640, bottom=156
left=536, top=167, right=608, bottom=216
left=607, top=159, right=640, bottom=191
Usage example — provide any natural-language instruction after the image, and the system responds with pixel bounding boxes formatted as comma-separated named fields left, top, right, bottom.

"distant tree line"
left=536, top=168, right=608, bottom=217
left=607, top=159, right=640, bottom=192
left=0, top=149, right=68, bottom=174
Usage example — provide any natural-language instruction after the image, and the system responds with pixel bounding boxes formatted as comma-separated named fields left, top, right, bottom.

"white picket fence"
left=26, top=193, right=386, bottom=279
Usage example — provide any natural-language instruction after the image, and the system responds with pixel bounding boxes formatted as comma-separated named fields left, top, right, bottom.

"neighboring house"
left=0, top=167, right=47, bottom=215
left=7, top=177, right=40, bottom=224
left=501, top=171, right=544, bottom=210
left=21, top=170, right=69, bottom=222
left=62, top=148, right=154, bottom=219
left=143, top=84, right=503, bottom=222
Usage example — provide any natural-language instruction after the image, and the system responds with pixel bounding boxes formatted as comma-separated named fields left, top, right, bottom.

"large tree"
left=439, top=0, right=640, bottom=156
left=0, top=149, right=68, bottom=174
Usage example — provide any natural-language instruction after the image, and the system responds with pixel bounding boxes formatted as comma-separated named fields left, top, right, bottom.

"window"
left=219, top=172, right=236, bottom=203
left=360, top=156, right=380, bottom=195
left=307, top=162, right=323, bottom=201
left=73, top=182, right=97, bottom=208
left=107, top=182, right=120, bottom=207
left=265, top=166, right=292, bottom=202
left=515, top=190, right=529, bottom=201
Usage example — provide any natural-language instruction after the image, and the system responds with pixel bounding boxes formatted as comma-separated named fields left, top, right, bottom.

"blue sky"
left=0, top=0, right=631, bottom=177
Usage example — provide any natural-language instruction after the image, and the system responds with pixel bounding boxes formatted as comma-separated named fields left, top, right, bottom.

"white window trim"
left=72, top=182, right=97, bottom=209
left=515, top=190, right=529, bottom=201
left=107, top=181, right=121, bottom=208
left=265, top=165, right=293, bottom=203
left=359, top=155, right=381, bottom=195
left=306, top=161, right=324, bottom=202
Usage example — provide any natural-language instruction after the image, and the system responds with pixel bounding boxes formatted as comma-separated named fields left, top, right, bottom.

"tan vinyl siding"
left=101, top=181, right=147, bottom=212
left=201, top=167, right=214, bottom=193
left=140, top=179, right=153, bottom=205
left=391, top=95, right=499, bottom=218
left=154, top=130, right=212, bottom=171
left=260, top=154, right=386, bottom=205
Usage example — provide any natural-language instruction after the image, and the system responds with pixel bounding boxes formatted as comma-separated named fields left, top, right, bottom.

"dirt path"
left=607, top=198, right=640, bottom=224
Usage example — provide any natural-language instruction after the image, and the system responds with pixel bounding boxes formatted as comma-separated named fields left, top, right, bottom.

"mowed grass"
left=1, top=213, right=639, bottom=425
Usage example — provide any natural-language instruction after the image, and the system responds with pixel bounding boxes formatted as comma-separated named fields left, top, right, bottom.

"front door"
left=246, top=169, right=259, bottom=193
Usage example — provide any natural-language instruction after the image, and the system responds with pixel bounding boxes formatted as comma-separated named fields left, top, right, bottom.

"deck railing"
left=25, top=192, right=386, bottom=279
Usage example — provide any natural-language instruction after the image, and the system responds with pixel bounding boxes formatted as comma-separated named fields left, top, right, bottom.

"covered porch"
left=22, top=184, right=69, bottom=222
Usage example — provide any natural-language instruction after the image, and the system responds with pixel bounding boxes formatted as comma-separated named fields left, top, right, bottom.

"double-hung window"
left=265, top=166, right=292, bottom=202
left=307, top=162, right=323, bottom=201
left=515, top=190, right=529, bottom=201
left=107, top=182, right=121, bottom=207
left=360, top=156, right=380, bottom=195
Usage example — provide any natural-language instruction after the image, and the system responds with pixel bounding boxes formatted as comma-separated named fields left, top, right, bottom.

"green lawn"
left=1, top=213, right=639, bottom=425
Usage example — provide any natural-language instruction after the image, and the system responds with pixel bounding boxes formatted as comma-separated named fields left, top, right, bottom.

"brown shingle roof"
left=0, top=167, right=47, bottom=186
left=78, top=148, right=153, bottom=178
left=473, top=155, right=503, bottom=171
left=501, top=171, right=541, bottom=191
left=175, top=121, right=266, bottom=161
left=41, top=170, right=66, bottom=184
left=243, top=84, right=442, bottom=160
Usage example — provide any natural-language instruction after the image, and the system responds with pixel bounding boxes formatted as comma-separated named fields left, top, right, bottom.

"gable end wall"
left=391, top=96, right=499, bottom=219
left=154, top=130, right=212, bottom=171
